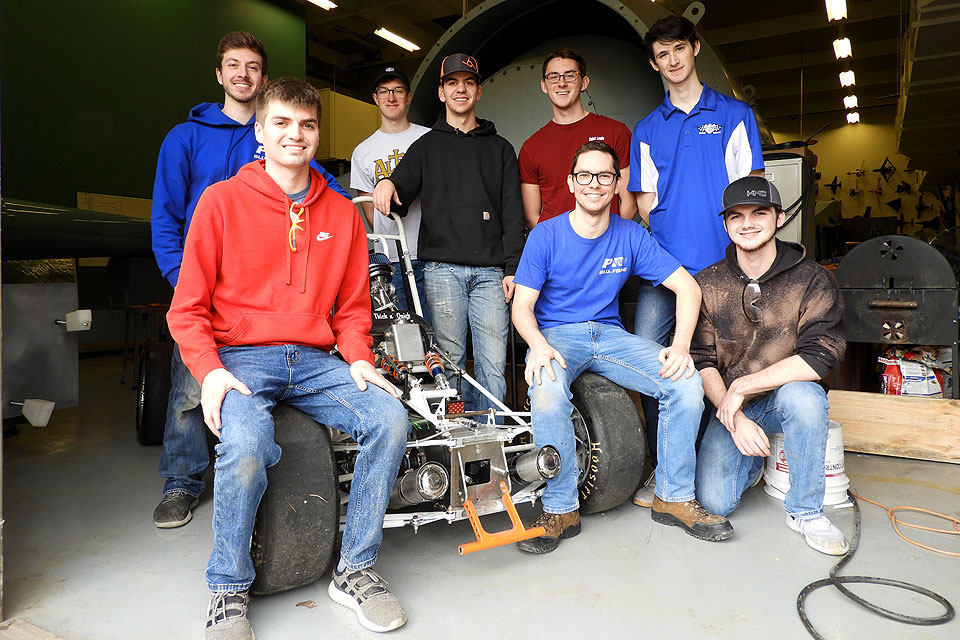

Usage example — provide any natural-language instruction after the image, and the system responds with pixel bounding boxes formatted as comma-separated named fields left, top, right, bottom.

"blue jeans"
left=158, top=344, right=208, bottom=497
left=391, top=259, right=431, bottom=326
left=632, top=281, right=676, bottom=467
left=528, top=322, right=704, bottom=513
left=205, top=345, right=409, bottom=592
left=695, top=381, right=829, bottom=519
left=423, top=262, right=507, bottom=413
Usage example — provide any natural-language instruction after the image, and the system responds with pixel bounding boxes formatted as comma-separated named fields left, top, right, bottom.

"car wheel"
left=250, top=404, right=340, bottom=595
left=136, top=341, right=173, bottom=445
left=571, top=372, right=645, bottom=514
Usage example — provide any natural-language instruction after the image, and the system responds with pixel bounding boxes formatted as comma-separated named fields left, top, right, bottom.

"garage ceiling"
left=302, top=0, right=959, bottom=186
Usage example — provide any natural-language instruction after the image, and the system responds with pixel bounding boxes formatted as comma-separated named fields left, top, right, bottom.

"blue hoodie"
left=151, top=102, right=350, bottom=287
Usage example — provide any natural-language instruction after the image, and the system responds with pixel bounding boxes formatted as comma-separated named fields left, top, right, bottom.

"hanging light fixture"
left=833, top=38, right=852, bottom=59
left=843, top=95, right=859, bottom=109
left=308, top=0, right=337, bottom=9
left=839, top=70, right=856, bottom=87
left=825, top=0, right=847, bottom=21
left=846, top=112, right=860, bottom=124
left=374, top=28, right=421, bottom=52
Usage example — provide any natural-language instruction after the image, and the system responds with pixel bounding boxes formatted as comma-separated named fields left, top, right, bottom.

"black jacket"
left=387, top=115, right=525, bottom=276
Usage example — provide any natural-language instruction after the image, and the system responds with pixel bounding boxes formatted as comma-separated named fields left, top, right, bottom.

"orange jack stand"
left=458, top=481, right=545, bottom=555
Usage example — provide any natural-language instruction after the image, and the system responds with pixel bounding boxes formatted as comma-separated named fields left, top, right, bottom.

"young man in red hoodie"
left=167, top=78, right=410, bottom=639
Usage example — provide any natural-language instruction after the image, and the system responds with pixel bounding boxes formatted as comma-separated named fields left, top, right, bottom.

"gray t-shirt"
left=286, top=178, right=311, bottom=204
left=350, top=124, right=430, bottom=262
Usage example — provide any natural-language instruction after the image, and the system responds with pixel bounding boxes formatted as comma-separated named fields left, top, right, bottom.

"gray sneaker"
left=328, top=566, right=407, bottom=632
left=632, top=470, right=656, bottom=508
left=153, top=490, right=199, bottom=528
left=205, top=591, right=253, bottom=640
left=786, top=514, right=850, bottom=556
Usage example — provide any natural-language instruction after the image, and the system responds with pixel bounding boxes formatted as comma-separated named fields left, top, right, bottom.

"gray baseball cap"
left=719, top=176, right=782, bottom=216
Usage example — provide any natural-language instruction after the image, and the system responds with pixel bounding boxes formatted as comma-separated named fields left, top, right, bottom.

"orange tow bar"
left=458, top=481, right=545, bottom=555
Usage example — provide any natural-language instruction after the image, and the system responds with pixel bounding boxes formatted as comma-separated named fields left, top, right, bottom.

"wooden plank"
left=0, top=620, right=65, bottom=640
left=828, top=390, right=960, bottom=464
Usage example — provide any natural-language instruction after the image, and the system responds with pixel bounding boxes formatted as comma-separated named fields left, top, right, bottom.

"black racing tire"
left=136, top=341, right=174, bottom=445
left=250, top=405, right=340, bottom=596
left=570, top=372, right=645, bottom=514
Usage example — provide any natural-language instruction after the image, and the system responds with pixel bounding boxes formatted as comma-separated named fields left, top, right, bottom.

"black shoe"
left=516, top=510, right=581, bottom=554
left=153, top=490, right=199, bottom=528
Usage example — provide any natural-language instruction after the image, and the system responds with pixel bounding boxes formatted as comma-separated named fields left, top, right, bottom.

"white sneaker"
left=786, top=514, right=849, bottom=556
left=632, top=470, right=656, bottom=508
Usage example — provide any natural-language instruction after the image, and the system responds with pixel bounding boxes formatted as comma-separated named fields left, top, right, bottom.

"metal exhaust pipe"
left=511, top=445, right=561, bottom=482
left=388, top=462, right=449, bottom=508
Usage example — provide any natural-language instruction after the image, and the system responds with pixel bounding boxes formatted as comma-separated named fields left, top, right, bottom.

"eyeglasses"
left=742, top=280, right=762, bottom=323
left=544, top=71, right=580, bottom=84
left=571, top=171, right=618, bottom=186
left=375, top=86, right=408, bottom=97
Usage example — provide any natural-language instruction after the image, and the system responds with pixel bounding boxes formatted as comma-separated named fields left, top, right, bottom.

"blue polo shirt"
left=514, top=213, right=681, bottom=329
left=629, top=84, right=763, bottom=274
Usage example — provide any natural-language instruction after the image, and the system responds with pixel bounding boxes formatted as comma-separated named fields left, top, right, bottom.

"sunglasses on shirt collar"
left=742, top=280, right=762, bottom=323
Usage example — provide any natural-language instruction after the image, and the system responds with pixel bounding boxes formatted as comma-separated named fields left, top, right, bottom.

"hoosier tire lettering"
left=570, top=373, right=646, bottom=514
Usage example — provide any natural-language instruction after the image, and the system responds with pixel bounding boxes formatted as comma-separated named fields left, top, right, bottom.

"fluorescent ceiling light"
left=839, top=70, right=856, bottom=87
left=847, top=112, right=860, bottom=124
left=374, top=28, right=420, bottom=52
left=825, top=0, right=847, bottom=21
left=833, top=38, right=852, bottom=59
left=308, top=0, right=337, bottom=9
left=843, top=95, right=859, bottom=109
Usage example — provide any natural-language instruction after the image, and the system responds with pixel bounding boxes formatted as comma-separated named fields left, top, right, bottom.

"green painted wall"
left=0, top=0, right=305, bottom=207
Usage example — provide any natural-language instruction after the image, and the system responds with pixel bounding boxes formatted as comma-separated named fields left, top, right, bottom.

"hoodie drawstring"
left=287, top=199, right=311, bottom=293
left=289, top=202, right=305, bottom=252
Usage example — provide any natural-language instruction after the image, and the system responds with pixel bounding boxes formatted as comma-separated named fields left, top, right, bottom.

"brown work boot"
left=516, top=510, right=581, bottom=554
left=651, top=497, right=734, bottom=541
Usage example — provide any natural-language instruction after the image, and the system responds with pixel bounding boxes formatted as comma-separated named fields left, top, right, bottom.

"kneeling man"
left=693, top=176, right=848, bottom=555
left=168, top=78, right=410, bottom=637
left=512, top=141, right=733, bottom=553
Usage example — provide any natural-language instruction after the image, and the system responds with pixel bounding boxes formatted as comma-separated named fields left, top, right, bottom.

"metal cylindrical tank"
left=408, top=0, right=744, bottom=152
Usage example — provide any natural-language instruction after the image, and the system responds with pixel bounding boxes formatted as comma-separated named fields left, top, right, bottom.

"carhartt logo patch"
left=316, top=232, right=332, bottom=242
left=698, top=123, right=722, bottom=135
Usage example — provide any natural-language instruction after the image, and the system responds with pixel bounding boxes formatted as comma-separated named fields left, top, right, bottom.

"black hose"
left=797, top=492, right=955, bottom=639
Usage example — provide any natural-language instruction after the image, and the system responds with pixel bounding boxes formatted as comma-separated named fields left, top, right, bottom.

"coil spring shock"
left=424, top=351, right=450, bottom=389
left=377, top=353, right=409, bottom=384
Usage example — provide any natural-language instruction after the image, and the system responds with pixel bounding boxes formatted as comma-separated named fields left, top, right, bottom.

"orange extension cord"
left=850, top=491, right=960, bottom=556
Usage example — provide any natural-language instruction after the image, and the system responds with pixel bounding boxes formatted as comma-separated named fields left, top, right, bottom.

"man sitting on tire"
left=167, top=78, right=410, bottom=638
left=512, top=141, right=733, bottom=553
left=692, top=176, right=848, bottom=555
left=151, top=31, right=350, bottom=529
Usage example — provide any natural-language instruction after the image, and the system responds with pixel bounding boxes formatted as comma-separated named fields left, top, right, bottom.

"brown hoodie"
left=691, top=240, right=845, bottom=388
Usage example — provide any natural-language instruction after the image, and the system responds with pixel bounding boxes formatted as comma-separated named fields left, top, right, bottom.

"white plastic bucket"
left=763, top=419, right=849, bottom=506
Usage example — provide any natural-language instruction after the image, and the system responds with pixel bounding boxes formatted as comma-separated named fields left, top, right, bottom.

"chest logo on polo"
left=254, top=144, right=265, bottom=159
left=599, top=256, right=626, bottom=275
left=588, top=136, right=606, bottom=141
left=698, top=123, right=722, bottom=135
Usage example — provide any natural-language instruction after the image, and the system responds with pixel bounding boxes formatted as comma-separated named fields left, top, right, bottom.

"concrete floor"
left=3, top=354, right=959, bottom=640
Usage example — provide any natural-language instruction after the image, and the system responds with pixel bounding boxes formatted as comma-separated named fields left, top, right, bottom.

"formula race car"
left=248, top=201, right=647, bottom=594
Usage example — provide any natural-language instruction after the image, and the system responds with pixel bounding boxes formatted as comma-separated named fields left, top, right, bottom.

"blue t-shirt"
left=514, top=213, right=681, bottom=329
left=628, top=84, right=763, bottom=274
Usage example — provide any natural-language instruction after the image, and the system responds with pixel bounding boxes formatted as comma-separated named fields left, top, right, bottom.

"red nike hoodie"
left=167, top=160, right=373, bottom=384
